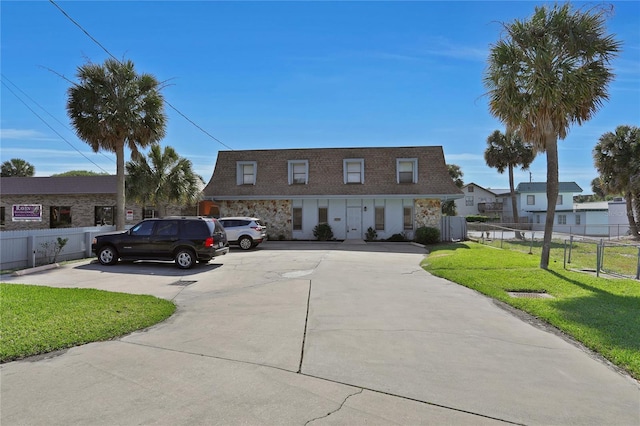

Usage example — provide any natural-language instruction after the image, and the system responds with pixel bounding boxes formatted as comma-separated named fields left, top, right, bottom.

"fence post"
left=501, top=231, right=504, bottom=249
left=529, top=232, right=534, bottom=255
left=568, top=235, right=573, bottom=264
left=596, top=244, right=600, bottom=278
left=636, top=247, right=640, bottom=280
left=563, top=240, right=567, bottom=269
left=599, top=239, right=605, bottom=272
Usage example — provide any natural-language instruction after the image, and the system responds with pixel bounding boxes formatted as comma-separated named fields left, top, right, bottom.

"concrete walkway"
left=1, top=241, right=638, bottom=425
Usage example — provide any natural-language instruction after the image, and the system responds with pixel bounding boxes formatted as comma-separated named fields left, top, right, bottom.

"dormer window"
left=396, top=158, right=418, bottom=183
left=288, top=160, right=308, bottom=185
left=344, top=159, right=364, bottom=184
left=237, top=161, right=257, bottom=185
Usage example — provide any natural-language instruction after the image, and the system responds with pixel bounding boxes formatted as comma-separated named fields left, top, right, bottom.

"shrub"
left=415, top=226, right=440, bottom=245
left=386, top=233, right=408, bottom=242
left=465, top=215, right=499, bottom=223
left=313, top=223, right=334, bottom=241
left=365, top=227, right=377, bottom=241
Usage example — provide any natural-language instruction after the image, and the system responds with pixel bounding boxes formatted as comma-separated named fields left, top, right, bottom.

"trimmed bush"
left=386, top=233, right=408, bottom=242
left=415, top=226, right=440, bottom=245
left=465, top=215, right=500, bottom=223
left=313, top=223, right=334, bottom=241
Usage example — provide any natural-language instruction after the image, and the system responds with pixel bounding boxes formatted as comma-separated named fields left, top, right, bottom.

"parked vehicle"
left=218, top=217, right=267, bottom=250
left=92, top=217, right=229, bottom=269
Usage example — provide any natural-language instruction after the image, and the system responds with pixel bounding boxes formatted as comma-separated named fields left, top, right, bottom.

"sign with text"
left=12, top=204, right=42, bottom=221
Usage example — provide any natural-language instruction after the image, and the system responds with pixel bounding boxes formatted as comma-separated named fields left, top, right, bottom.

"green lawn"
left=422, top=242, right=640, bottom=380
left=0, top=284, right=176, bottom=362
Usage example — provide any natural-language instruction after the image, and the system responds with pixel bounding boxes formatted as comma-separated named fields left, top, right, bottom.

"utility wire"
left=48, top=0, right=234, bottom=151
left=1, top=79, right=111, bottom=174
left=1, top=72, right=115, bottom=164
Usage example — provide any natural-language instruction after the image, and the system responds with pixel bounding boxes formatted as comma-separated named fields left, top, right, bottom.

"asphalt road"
left=1, top=241, right=638, bottom=425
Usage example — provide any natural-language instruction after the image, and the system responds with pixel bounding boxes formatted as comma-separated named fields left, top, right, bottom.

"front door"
left=346, top=207, right=362, bottom=239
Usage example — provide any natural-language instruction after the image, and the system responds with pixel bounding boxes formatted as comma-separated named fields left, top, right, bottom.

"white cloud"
left=0, top=128, right=50, bottom=140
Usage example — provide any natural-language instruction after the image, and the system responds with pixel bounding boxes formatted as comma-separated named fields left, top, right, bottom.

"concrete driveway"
left=1, top=241, right=638, bottom=425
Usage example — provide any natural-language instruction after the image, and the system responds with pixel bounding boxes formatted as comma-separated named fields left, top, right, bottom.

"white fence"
left=0, top=226, right=117, bottom=271
left=440, top=216, right=466, bottom=242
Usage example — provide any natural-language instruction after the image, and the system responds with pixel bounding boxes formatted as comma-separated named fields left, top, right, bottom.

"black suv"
left=92, top=217, right=229, bottom=269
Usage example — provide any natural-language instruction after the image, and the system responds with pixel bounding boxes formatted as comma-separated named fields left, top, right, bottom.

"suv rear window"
left=183, top=220, right=210, bottom=238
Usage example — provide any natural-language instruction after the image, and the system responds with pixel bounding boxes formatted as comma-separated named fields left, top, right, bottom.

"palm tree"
left=67, top=58, right=166, bottom=230
left=484, top=129, right=535, bottom=238
left=1, top=158, right=35, bottom=177
left=593, top=125, right=640, bottom=238
left=126, top=145, right=204, bottom=218
left=484, top=3, right=620, bottom=269
left=442, top=164, right=464, bottom=216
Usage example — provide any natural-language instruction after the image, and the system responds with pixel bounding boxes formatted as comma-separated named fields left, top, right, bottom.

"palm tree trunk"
left=116, top=143, right=126, bottom=231
left=625, top=190, right=639, bottom=239
left=540, top=136, right=559, bottom=269
left=508, top=164, right=523, bottom=239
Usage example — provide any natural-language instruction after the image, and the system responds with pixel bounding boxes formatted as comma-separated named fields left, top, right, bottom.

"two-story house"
left=454, top=183, right=509, bottom=220
left=516, top=182, right=583, bottom=229
left=203, top=146, right=463, bottom=241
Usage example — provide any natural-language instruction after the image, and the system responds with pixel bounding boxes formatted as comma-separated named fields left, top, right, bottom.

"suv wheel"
left=98, top=246, right=118, bottom=265
left=238, top=236, right=253, bottom=250
left=175, top=248, right=196, bottom=269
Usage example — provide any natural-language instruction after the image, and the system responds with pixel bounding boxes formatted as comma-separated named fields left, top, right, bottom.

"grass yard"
left=0, top=284, right=176, bottom=362
left=422, top=242, right=640, bottom=380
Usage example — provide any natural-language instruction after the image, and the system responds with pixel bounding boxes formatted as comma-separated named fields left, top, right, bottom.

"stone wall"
left=219, top=200, right=292, bottom=240
left=1, top=194, right=195, bottom=231
left=415, top=198, right=442, bottom=228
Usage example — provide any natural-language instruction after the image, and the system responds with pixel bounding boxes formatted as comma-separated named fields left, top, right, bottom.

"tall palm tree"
left=484, top=3, right=620, bottom=269
left=593, top=125, right=640, bottom=239
left=67, top=58, right=166, bottom=230
left=1, top=158, right=35, bottom=177
left=484, top=129, right=535, bottom=238
left=126, top=145, right=204, bottom=218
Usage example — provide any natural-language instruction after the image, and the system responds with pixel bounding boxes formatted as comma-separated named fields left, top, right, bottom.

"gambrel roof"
left=204, top=146, right=463, bottom=200
left=0, top=175, right=117, bottom=195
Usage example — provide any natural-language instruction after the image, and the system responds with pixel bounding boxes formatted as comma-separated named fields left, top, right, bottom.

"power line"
left=1, top=72, right=115, bottom=164
left=1, top=79, right=112, bottom=174
left=48, top=0, right=234, bottom=151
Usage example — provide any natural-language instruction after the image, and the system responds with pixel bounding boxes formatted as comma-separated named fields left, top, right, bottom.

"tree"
left=51, top=170, right=109, bottom=177
left=593, top=125, right=640, bottom=238
left=125, top=144, right=204, bottom=218
left=484, top=129, right=535, bottom=237
left=67, top=58, right=167, bottom=230
left=1, top=158, right=35, bottom=177
left=484, top=3, right=620, bottom=269
left=442, top=164, right=463, bottom=216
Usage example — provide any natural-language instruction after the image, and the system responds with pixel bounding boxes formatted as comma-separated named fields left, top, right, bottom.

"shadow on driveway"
left=74, top=260, right=224, bottom=276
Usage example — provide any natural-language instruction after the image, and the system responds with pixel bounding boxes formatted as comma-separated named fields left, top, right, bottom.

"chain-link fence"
left=468, top=223, right=640, bottom=280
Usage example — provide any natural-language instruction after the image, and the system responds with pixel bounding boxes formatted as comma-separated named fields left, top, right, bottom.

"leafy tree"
left=67, top=58, right=167, bottom=230
left=51, top=170, right=109, bottom=177
left=484, top=129, right=535, bottom=237
left=593, top=125, right=640, bottom=238
left=1, top=158, right=35, bottom=177
left=126, top=144, right=204, bottom=218
left=442, top=164, right=463, bottom=216
left=484, top=3, right=620, bottom=268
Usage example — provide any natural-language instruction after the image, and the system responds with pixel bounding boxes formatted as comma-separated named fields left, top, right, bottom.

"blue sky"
left=1, top=1, right=639, bottom=194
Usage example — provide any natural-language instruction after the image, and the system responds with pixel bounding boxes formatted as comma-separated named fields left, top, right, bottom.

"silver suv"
left=218, top=217, right=267, bottom=250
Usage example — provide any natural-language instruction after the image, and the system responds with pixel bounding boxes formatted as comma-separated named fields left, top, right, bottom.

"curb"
left=12, top=263, right=60, bottom=277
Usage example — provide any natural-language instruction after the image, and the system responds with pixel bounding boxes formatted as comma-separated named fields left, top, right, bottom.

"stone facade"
left=415, top=198, right=442, bottom=228
left=1, top=194, right=194, bottom=231
left=219, top=199, right=292, bottom=240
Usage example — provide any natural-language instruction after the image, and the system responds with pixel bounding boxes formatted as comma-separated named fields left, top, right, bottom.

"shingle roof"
left=204, top=146, right=463, bottom=199
left=515, top=182, right=583, bottom=193
left=0, top=175, right=117, bottom=195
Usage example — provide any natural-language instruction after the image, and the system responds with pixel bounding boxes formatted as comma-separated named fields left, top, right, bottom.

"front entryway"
left=346, top=207, right=362, bottom=239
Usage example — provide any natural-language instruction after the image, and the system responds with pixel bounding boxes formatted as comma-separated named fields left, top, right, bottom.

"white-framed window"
left=344, top=159, right=364, bottom=184
left=403, top=207, right=413, bottom=230
left=293, top=207, right=302, bottom=230
left=575, top=215, right=581, bottom=225
left=396, top=158, right=418, bottom=184
left=288, top=160, right=308, bottom=185
left=558, top=215, right=567, bottom=225
left=465, top=196, right=474, bottom=206
left=527, top=195, right=535, bottom=205
left=557, top=195, right=563, bottom=205
left=318, top=207, right=328, bottom=224
left=375, top=207, right=385, bottom=231
left=237, top=161, right=257, bottom=185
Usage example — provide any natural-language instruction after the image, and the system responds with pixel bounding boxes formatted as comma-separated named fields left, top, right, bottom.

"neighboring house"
left=0, top=175, right=201, bottom=231
left=203, top=146, right=463, bottom=240
left=517, top=182, right=583, bottom=230
left=454, top=183, right=506, bottom=219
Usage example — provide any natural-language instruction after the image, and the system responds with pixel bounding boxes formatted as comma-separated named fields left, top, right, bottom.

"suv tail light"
left=251, top=226, right=262, bottom=231
left=204, top=237, right=214, bottom=247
